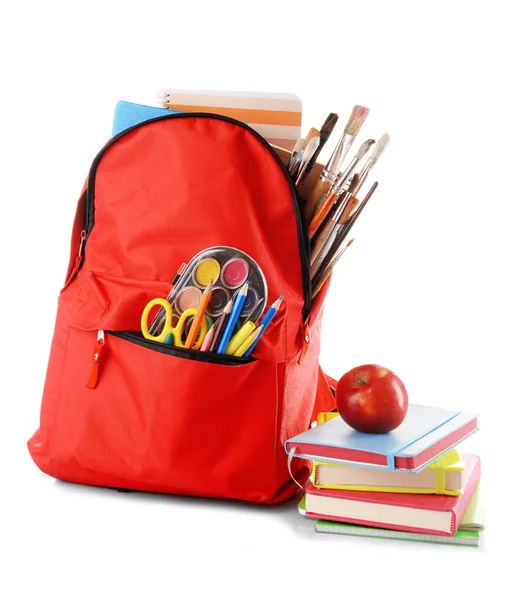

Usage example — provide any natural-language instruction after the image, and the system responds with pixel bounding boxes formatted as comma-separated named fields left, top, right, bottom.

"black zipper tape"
left=108, top=331, right=256, bottom=366
left=82, top=113, right=311, bottom=321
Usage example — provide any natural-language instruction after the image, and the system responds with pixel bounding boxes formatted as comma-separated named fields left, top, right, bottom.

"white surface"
left=1, top=1, right=516, bottom=598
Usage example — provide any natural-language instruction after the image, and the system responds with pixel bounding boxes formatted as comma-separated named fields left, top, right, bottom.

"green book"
left=314, top=520, right=480, bottom=546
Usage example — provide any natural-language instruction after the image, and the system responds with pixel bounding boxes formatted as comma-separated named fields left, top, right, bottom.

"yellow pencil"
left=233, top=325, right=264, bottom=357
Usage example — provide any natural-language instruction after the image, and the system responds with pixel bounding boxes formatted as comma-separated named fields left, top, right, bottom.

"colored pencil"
left=216, top=281, right=249, bottom=354
left=209, top=299, right=233, bottom=352
left=200, top=322, right=216, bottom=352
left=243, top=296, right=283, bottom=357
left=234, top=325, right=264, bottom=357
left=185, top=280, right=213, bottom=349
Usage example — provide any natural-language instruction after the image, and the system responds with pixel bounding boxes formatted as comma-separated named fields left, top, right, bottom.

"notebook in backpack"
left=27, top=113, right=336, bottom=504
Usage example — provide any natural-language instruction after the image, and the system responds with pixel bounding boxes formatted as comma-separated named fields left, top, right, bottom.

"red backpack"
left=27, top=113, right=336, bottom=503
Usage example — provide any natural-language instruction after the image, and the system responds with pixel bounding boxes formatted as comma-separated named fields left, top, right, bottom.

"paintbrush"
left=309, top=174, right=361, bottom=277
left=312, top=239, right=355, bottom=299
left=355, top=133, right=390, bottom=192
left=295, top=136, right=320, bottom=185
left=301, top=112, right=339, bottom=179
left=308, top=140, right=374, bottom=238
left=303, top=105, right=369, bottom=222
left=311, top=182, right=378, bottom=286
left=287, top=137, right=304, bottom=170
left=291, top=127, right=320, bottom=176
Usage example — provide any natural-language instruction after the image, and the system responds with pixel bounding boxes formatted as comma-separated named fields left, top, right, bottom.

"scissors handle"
left=141, top=300, right=208, bottom=349
left=142, top=298, right=172, bottom=343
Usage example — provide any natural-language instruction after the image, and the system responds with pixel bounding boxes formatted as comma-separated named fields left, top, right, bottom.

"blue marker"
left=216, top=281, right=249, bottom=354
left=244, top=296, right=283, bottom=357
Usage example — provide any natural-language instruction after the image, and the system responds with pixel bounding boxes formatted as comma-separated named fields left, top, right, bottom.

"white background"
left=2, top=1, right=516, bottom=598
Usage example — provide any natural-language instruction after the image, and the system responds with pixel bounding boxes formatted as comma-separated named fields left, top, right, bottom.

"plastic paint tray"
left=150, top=246, right=268, bottom=336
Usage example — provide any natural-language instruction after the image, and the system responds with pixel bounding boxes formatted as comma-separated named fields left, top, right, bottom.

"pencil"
left=234, top=325, right=264, bottom=357
left=200, top=322, right=216, bottom=352
left=185, top=280, right=213, bottom=349
left=216, top=281, right=249, bottom=354
left=243, top=296, right=283, bottom=357
left=209, top=299, right=233, bottom=352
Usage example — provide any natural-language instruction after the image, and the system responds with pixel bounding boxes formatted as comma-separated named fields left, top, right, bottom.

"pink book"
left=304, top=454, right=481, bottom=536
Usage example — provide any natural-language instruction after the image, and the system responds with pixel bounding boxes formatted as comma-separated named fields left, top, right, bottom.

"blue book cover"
left=112, top=101, right=179, bottom=137
left=286, top=404, right=478, bottom=472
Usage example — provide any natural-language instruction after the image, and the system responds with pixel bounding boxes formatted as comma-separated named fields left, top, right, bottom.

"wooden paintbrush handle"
left=310, top=220, right=336, bottom=271
left=304, top=178, right=331, bottom=224
left=337, top=196, right=360, bottom=224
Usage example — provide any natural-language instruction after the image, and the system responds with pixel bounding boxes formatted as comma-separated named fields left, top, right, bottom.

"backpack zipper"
left=79, top=113, right=311, bottom=322
left=107, top=330, right=256, bottom=366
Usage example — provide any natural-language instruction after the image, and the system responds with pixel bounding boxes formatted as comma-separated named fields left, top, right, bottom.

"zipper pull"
left=63, top=230, right=86, bottom=290
left=297, top=321, right=311, bottom=365
left=85, top=330, right=105, bottom=389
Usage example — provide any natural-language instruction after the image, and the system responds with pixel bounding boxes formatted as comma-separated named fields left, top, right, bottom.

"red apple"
left=336, top=364, right=408, bottom=433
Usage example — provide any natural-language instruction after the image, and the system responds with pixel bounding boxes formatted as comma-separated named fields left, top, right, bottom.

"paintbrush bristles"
left=303, top=128, right=320, bottom=148
left=370, top=133, right=390, bottom=164
left=301, top=136, right=320, bottom=162
left=293, top=138, right=304, bottom=154
left=344, top=105, right=370, bottom=136
left=320, top=113, right=339, bottom=138
left=356, top=139, right=376, bottom=159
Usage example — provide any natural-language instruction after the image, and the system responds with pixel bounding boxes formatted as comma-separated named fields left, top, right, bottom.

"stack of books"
left=286, top=404, right=483, bottom=546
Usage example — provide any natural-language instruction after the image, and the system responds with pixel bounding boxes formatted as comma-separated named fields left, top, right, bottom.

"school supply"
left=185, top=280, right=213, bottom=349
left=225, top=320, right=256, bottom=356
left=217, top=281, right=249, bottom=354
left=312, top=448, right=466, bottom=495
left=234, top=325, right=264, bottom=357
left=303, top=454, right=481, bottom=536
left=149, top=247, right=267, bottom=339
left=286, top=404, right=479, bottom=471
left=458, top=483, right=484, bottom=531
left=158, top=89, right=303, bottom=150
left=314, top=521, right=481, bottom=546
left=210, top=300, right=232, bottom=352
left=112, top=100, right=174, bottom=136
left=302, top=113, right=339, bottom=180
left=200, top=323, right=216, bottom=352
left=141, top=297, right=208, bottom=349
left=298, top=484, right=484, bottom=545
left=303, top=105, right=370, bottom=221
left=312, top=239, right=355, bottom=299
left=311, top=183, right=378, bottom=293
left=243, top=296, right=283, bottom=357
left=29, top=112, right=338, bottom=503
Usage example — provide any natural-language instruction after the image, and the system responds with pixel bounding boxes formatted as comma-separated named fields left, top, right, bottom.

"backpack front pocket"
left=50, top=326, right=284, bottom=502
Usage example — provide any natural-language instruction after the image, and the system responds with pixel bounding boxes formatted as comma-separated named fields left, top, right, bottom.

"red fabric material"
left=27, top=116, right=333, bottom=503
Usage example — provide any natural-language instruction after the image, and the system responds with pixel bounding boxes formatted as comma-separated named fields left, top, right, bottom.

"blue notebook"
left=111, top=101, right=179, bottom=137
left=286, top=404, right=478, bottom=472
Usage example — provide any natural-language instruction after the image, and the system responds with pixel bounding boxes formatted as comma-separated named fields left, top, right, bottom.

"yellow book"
left=312, top=448, right=465, bottom=495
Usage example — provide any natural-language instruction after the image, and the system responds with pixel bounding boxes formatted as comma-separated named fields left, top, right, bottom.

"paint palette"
left=149, top=246, right=268, bottom=337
